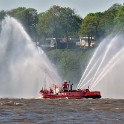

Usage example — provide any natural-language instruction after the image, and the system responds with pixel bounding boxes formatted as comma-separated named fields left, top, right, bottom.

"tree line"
left=0, top=3, right=124, bottom=45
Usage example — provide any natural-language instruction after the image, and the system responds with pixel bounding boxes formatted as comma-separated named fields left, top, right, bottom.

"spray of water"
left=78, top=57, right=101, bottom=88
left=91, top=48, right=124, bottom=89
left=77, top=35, right=111, bottom=89
left=0, top=16, right=61, bottom=98
left=77, top=33, right=124, bottom=99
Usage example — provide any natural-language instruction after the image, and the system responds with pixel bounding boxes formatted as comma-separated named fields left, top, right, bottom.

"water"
left=0, top=98, right=124, bottom=124
left=0, top=16, right=61, bottom=98
left=77, top=33, right=124, bottom=99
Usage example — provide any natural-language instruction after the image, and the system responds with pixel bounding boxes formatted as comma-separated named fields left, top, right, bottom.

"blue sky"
left=0, top=0, right=123, bottom=18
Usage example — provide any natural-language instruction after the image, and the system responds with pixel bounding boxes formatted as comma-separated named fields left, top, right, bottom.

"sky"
left=0, top=0, right=124, bottom=18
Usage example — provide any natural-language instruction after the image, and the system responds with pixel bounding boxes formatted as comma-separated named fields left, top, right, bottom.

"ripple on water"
left=0, top=98, right=124, bottom=124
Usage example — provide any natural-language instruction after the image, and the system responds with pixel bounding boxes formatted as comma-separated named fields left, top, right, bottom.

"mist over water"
left=77, top=33, right=124, bottom=99
left=0, top=16, right=61, bottom=98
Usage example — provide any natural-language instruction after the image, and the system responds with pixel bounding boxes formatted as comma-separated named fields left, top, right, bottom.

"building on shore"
left=41, top=37, right=95, bottom=49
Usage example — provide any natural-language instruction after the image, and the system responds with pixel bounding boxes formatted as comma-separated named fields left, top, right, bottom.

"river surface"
left=0, top=98, right=124, bottom=124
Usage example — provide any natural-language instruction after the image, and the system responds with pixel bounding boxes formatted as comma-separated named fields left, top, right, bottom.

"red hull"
left=40, top=90, right=101, bottom=99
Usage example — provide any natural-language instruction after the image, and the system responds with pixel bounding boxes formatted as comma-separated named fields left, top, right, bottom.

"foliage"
left=0, top=10, right=6, bottom=31
left=114, top=5, right=124, bottom=32
left=79, top=3, right=122, bottom=40
left=101, top=4, right=120, bottom=35
left=0, top=10, right=6, bottom=21
left=8, top=7, right=38, bottom=38
left=79, top=12, right=103, bottom=40
left=47, top=49, right=94, bottom=84
left=36, top=5, right=82, bottom=44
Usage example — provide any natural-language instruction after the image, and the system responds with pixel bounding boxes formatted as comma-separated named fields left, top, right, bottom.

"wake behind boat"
left=40, top=80, right=101, bottom=99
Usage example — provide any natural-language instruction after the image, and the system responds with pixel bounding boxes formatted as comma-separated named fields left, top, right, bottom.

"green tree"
left=59, top=7, right=82, bottom=40
left=8, top=7, right=38, bottom=38
left=0, top=10, right=6, bottom=21
left=114, top=5, right=124, bottom=32
left=0, top=10, right=6, bottom=31
left=101, top=3, right=120, bottom=35
left=79, top=12, right=103, bottom=40
left=36, top=5, right=82, bottom=44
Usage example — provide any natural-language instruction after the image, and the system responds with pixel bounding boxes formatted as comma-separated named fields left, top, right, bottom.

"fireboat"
left=40, top=81, right=101, bottom=99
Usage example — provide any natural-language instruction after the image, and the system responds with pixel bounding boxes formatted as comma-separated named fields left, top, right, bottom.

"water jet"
left=77, top=33, right=124, bottom=99
left=0, top=16, right=61, bottom=98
